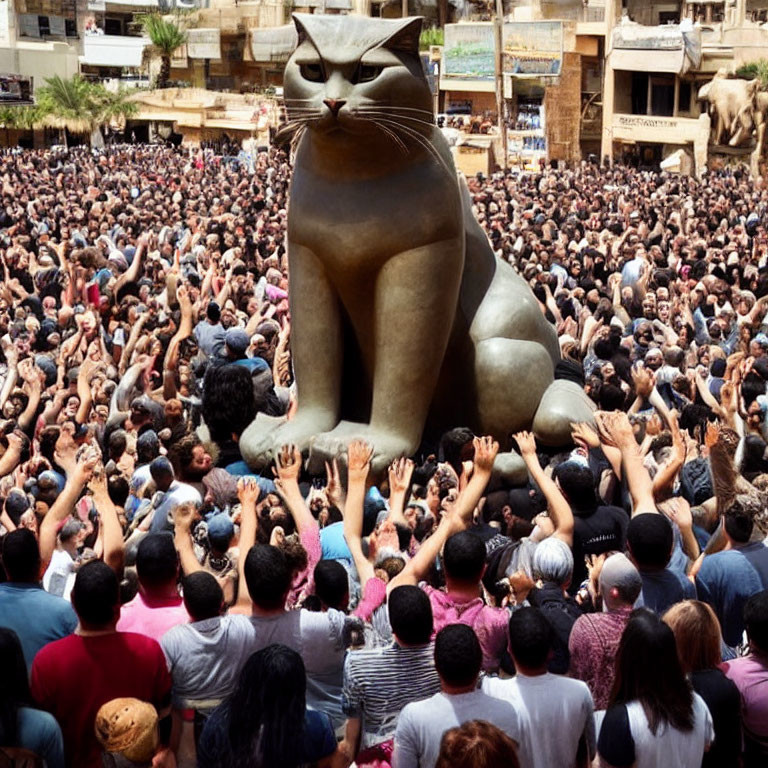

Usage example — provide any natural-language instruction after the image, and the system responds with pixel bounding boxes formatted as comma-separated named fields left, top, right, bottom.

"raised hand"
left=173, top=501, right=200, bottom=533
left=236, top=476, right=261, bottom=507
left=512, top=431, right=537, bottom=458
left=274, top=443, right=303, bottom=484
left=571, top=422, right=600, bottom=450
left=388, top=457, right=415, bottom=496
left=472, top=435, right=499, bottom=474
left=324, top=458, right=343, bottom=509
left=347, top=440, right=374, bottom=481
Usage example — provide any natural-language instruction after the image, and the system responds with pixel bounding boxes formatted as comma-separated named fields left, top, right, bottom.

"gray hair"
left=532, top=537, right=574, bottom=586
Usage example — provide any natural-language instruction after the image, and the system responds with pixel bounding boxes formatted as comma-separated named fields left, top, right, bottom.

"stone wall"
left=544, top=51, right=582, bottom=164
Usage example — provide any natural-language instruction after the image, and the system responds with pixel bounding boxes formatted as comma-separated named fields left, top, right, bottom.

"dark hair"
left=724, top=512, right=753, bottom=543
left=508, top=607, right=553, bottom=670
left=136, top=533, right=179, bottom=590
left=599, top=383, right=626, bottom=411
left=744, top=589, right=768, bottom=654
left=1, top=528, right=40, bottom=583
left=552, top=462, right=597, bottom=509
left=71, top=560, right=119, bottom=628
left=0, top=628, right=31, bottom=746
left=206, top=301, right=221, bottom=323
left=388, top=585, right=433, bottom=645
left=439, top=427, right=474, bottom=476
left=627, top=514, right=673, bottom=569
left=443, top=531, right=486, bottom=583
left=202, top=364, right=258, bottom=442
left=108, top=474, right=130, bottom=507
left=435, top=624, right=482, bottom=687
left=435, top=721, right=520, bottom=768
left=312, top=560, right=348, bottom=610
left=168, top=433, right=202, bottom=478
left=183, top=572, right=223, bottom=622
left=609, top=609, right=694, bottom=734
left=244, top=545, right=292, bottom=611
left=226, top=645, right=305, bottom=768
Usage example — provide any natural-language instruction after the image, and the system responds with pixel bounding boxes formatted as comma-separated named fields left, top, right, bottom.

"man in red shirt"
left=31, top=560, right=172, bottom=768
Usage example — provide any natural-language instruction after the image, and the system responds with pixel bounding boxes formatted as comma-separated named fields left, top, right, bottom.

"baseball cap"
left=225, top=328, right=250, bottom=356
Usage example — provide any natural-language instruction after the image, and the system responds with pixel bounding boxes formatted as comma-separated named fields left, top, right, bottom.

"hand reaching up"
left=274, top=444, right=302, bottom=487
left=472, top=436, right=499, bottom=474
left=236, top=476, right=261, bottom=507
left=347, top=440, right=373, bottom=482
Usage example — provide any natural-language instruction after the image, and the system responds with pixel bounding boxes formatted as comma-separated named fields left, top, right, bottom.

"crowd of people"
left=0, top=143, right=767, bottom=768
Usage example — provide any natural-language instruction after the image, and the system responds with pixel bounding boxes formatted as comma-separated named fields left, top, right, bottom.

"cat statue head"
left=281, top=14, right=434, bottom=148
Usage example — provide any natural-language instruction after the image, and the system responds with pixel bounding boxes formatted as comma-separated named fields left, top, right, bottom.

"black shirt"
left=691, top=668, right=741, bottom=768
left=569, top=504, right=629, bottom=593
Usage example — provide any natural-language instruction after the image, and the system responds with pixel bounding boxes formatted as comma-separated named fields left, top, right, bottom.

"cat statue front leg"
left=240, top=242, right=342, bottom=469
left=309, top=236, right=464, bottom=476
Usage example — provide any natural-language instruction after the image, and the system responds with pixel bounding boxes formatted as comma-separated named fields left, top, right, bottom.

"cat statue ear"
left=292, top=13, right=314, bottom=48
left=381, top=16, right=424, bottom=55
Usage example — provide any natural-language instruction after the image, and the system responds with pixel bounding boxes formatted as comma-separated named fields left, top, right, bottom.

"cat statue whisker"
left=240, top=13, right=595, bottom=482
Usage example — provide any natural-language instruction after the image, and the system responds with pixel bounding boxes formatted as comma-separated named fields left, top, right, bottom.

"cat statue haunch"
left=240, top=13, right=594, bottom=480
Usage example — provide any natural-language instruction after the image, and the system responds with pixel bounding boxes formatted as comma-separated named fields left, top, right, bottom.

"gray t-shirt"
left=249, top=609, right=351, bottom=729
left=393, top=689, right=532, bottom=768
left=161, top=614, right=254, bottom=710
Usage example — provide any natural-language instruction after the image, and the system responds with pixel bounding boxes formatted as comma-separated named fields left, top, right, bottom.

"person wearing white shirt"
left=393, top=624, right=532, bottom=768
left=483, top=606, right=595, bottom=768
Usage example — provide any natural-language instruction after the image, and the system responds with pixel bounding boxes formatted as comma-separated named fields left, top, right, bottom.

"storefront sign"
left=616, top=115, right=679, bottom=130
left=502, top=21, right=562, bottom=76
left=442, top=23, right=494, bottom=82
left=187, top=28, right=221, bottom=59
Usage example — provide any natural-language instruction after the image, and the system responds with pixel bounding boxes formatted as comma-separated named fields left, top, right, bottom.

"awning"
left=81, top=34, right=149, bottom=67
left=291, top=0, right=352, bottom=7
left=611, top=20, right=702, bottom=74
left=187, top=28, right=221, bottom=60
left=250, top=25, right=297, bottom=63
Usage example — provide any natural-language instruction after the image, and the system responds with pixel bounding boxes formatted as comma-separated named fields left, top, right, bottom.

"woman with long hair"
left=0, top=628, right=64, bottom=768
left=663, top=600, right=740, bottom=768
left=197, top=644, right=338, bottom=768
left=597, top=609, right=713, bottom=768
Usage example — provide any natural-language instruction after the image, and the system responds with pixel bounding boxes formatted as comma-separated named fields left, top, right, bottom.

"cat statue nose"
left=323, top=98, right=346, bottom=117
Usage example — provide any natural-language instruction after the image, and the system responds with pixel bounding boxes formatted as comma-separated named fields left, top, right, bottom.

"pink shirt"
left=721, top=653, right=768, bottom=742
left=287, top=525, right=322, bottom=609
left=353, top=577, right=387, bottom=622
left=422, top=584, right=508, bottom=671
left=116, top=592, right=189, bottom=642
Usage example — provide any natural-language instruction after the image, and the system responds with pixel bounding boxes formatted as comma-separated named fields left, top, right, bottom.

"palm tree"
left=140, top=13, right=187, bottom=89
left=36, top=74, right=95, bottom=146
left=36, top=75, right=138, bottom=147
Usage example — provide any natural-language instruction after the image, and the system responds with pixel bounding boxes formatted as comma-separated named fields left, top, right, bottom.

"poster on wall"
left=442, top=23, right=494, bottom=82
left=187, top=28, right=221, bottom=60
left=502, top=21, right=562, bottom=76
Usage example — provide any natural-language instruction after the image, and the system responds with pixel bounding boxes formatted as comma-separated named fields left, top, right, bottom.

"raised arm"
left=343, top=440, right=375, bottom=590
left=386, top=457, right=414, bottom=529
left=388, top=436, right=498, bottom=593
left=39, top=447, right=97, bottom=574
left=173, top=502, right=204, bottom=577
left=514, top=431, right=574, bottom=547
left=233, top=477, right=261, bottom=612
left=88, top=471, right=125, bottom=574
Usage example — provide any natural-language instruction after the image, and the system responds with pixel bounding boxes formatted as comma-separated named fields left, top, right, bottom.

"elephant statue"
left=698, top=72, right=761, bottom=147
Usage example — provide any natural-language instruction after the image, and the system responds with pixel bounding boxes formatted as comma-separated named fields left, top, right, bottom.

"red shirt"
left=30, top=632, right=172, bottom=768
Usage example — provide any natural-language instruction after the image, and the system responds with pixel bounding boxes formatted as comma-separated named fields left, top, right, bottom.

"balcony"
left=81, top=34, right=149, bottom=68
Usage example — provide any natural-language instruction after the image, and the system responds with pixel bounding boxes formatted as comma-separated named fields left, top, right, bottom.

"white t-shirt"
left=393, top=689, right=533, bottom=768
left=42, top=548, right=76, bottom=601
left=598, top=692, right=714, bottom=768
left=483, top=672, right=595, bottom=768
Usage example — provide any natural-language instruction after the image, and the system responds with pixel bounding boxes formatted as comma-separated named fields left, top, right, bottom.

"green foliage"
left=35, top=75, right=138, bottom=133
left=419, top=27, right=444, bottom=50
left=139, top=13, right=187, bottom=88
left=736, top=59, right=768, bottom=88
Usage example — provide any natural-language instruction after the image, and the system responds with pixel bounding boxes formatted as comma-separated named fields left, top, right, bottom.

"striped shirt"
left=342, top=642, right=441, bottom=750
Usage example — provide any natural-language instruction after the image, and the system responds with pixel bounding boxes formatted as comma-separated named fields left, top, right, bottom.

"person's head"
left=0, top=628, right=30, bottom=745
left=744, top=589, right=768, bottom=655
left=434, top=624, right=482, bottom=691
left=149, top=456, right=175, bottom=493
left=435, top=721, right=521, bottom=768
left=723, top=499, right=755, bottom=544
left=202, top=364, right=257, bottom=443
left=507, top=606, right=553, bottom=673
left=169, top=433, right=212, bottom=482
left=626, top=514, right=674, bottom=571
left=206, top=301, right=221, bottom=324
left=388, top=585, right=433, bottom=646
left=312, top=559, right=349, bottom=611
left=243, top=544, right=292, bottom=612
left=71, top=560, right=120, bottom=631
left=135, top=533, right=179, bottom=595
left=206, top=513, right=235, bottom=554
left=611, top=608, right=693, bottom=734
left=443, top=531, right=486, bottom=586
left=1, top=528, right=40, bottom=583
left=182, top=571, right=223, bottom=622
left=552, top=462, right=597, bottom=509
left=598, top=553, right=643, bottom=610
left=227, top=645, right=306, bottom=768
left=531, top=536, right=573, bottom=588
left=663, top=600, right=722, bottom=674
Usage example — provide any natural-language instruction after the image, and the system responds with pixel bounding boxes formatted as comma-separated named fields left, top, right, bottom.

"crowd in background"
left=0, top=145, right=767, bottom=768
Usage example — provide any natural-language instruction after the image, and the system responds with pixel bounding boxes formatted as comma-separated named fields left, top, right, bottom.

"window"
left=678, top=81, right=692, bottom=113
left=104, top=17, right=122, bottom=35
left=659, top=10, right=680, bottom=24
left=650, top=75, right=675, bottom=117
